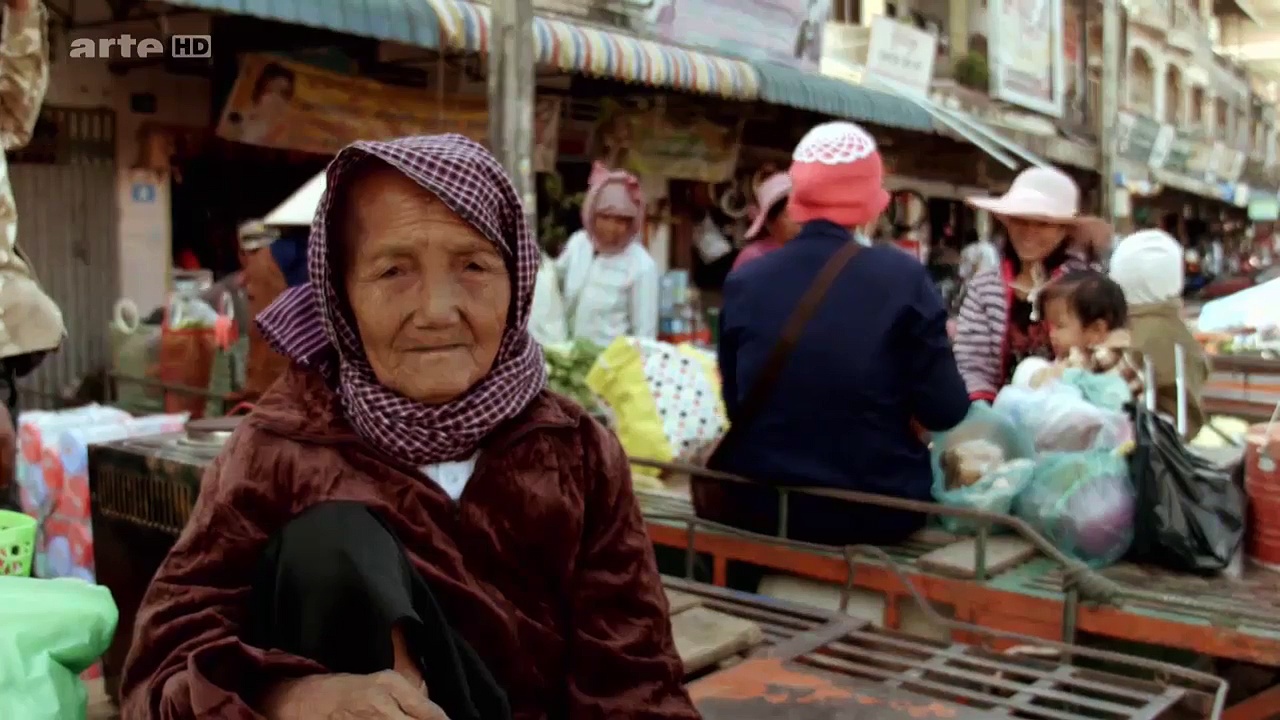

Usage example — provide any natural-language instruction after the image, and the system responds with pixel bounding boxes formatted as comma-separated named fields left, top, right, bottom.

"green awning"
left=164, top=0, right=442, bottom=48
left=751, top=61, right=934, bottom=133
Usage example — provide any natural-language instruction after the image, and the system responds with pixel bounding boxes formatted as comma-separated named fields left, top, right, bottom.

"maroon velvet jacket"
left=120, top=367, right=697, bottom=719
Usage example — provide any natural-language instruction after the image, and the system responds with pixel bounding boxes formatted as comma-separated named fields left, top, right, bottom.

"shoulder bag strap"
left=731, top=239, right=862, bottom=433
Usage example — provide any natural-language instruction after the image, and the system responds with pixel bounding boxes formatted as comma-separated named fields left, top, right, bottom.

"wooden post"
left=488, top=0, right=538, bottom=235
left=1099, top=0, right=1121, bottom=222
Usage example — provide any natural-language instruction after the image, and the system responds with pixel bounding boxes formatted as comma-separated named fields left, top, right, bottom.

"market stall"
left=81, top=417, right=1228, bottom=718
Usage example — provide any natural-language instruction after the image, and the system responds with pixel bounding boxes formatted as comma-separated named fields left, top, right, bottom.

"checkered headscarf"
left=257, top=134, right=546, bottom=464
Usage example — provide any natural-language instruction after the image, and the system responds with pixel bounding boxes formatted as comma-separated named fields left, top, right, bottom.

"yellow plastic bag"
left=586, top=337, right=727, bottom=480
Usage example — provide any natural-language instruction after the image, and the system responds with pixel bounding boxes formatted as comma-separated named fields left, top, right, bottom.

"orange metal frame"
left=646, top=523, right=1280, bottom=719
left=647, top=522, right=1280, bottom=665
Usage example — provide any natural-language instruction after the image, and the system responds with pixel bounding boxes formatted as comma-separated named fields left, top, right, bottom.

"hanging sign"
left=987, top=0, right=1067, bottom=117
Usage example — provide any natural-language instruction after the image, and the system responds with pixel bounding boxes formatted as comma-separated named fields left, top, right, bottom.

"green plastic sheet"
left=0, top=577, right=118, bottom=720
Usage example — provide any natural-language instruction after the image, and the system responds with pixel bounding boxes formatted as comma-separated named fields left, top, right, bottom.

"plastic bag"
left=930, top=403, right=1035, bottom=523
left=932, top=458, right=1035, bottom=533
left=1060, top=368, right=1131, bottom=413
left=0, top=576, right=118, bottom=719
left=994, top=383, right=1133, bottom=453
left=530, top=253, right=570, bottom=346
left=1127, top=404, right=1245, bottom=573
left=1015, top=450, right=1136, bottom=567
left=693, top=217, right=733, bottom=263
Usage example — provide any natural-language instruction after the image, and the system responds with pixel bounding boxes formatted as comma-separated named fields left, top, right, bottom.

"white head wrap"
left=1109, top=229, right=1184, bottom=304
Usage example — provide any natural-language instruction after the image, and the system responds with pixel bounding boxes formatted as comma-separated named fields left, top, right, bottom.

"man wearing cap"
left=732, top=172, right=799, bottom=272
left=234, top=220, right=306, bottom=404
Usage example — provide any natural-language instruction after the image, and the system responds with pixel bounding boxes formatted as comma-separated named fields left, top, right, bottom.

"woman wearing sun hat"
left=731, top=172, right=799, bottom=272
left=954, top=166, right=1105, bottom=401
left=702, top=121, right=970, bottom=548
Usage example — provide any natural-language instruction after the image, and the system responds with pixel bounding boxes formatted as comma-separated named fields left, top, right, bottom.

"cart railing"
left=642, top=503, right=1229, bottom=718
left=632, top=456, right=1277, bottom=640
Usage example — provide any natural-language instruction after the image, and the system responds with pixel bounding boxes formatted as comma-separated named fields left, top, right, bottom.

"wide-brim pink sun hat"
left=744, top=172, right=793, bottom=240
left=787, top=121, right=889, bottom=228
left=966, top=166, right=1080, bottom=224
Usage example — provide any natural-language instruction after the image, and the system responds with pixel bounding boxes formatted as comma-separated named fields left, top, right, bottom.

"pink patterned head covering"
left=581, top=162, right=645, bottom=246
left=788, top=121, right=889, bottom=228
left=257, top=134, right=546, bottom=464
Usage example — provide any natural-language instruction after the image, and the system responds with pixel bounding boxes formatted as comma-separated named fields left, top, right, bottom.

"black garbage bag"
left=1127, top=404, right=1246, bottom=573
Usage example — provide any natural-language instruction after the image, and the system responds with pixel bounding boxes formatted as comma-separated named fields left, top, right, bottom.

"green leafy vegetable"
left=544, top=339, right=605, bottom=411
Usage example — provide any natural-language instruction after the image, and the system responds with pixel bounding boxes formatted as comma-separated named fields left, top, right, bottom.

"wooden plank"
left=915, top=536, right=1038, bottom=579
left=671, top=606, right=764, bottom=675
left=666, top=588, right=704, bottom=615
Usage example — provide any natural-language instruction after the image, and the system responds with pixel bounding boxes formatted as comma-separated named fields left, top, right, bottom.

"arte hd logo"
left=68, top=34, right=211, bottom=59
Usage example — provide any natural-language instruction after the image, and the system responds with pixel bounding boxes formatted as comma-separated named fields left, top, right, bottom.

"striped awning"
left=752, top=61, right=934, bottom=133
left=163, top=0, right=442, bottom=48
left=430, top=0, right=759, bottom=100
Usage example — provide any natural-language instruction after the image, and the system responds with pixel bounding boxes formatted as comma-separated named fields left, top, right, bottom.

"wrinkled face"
left=1044, top=296, right=1109, bottom=357
left=340, top=166, right=511, bottom=405
left=591, top=213, right=634, bottom=254
left=1004, top=216, right=1070, bottom=266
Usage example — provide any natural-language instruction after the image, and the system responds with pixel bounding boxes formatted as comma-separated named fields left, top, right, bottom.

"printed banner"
left=218, top=55, right=562, bottom=171
left=590, top=98, right=742, bottom=183
left=988, top=0, right=1066, bottom=117
left=622, top=0, right=832, bottom=71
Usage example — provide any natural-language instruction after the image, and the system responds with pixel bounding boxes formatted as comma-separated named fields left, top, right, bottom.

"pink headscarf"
left=581, top=162, right=645, bottom=247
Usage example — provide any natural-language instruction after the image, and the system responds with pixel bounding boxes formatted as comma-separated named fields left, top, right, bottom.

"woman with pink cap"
left=731, top=172, right=800, bottom=272
left=702, top=121, right=970, bottom=548
left=555, top=164, right=658, bottom=347
left=954, top=167, right=1104, bottom=401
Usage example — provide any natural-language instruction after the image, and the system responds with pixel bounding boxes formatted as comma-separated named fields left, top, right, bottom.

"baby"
left=1016, top=270, right=1143, bottom=398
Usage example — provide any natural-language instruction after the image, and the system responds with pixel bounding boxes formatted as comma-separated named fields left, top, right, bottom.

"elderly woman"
left=119, top=136, right=696, bottom=720
left=702, top=122, right=970, bottom=547
left=955, top=167, right=1102, bottom=401
left=555, top=164, right=658, bottom=347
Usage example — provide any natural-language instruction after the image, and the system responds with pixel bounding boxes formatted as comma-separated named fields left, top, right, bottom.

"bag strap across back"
left=730, top=239, right=862, bottom=435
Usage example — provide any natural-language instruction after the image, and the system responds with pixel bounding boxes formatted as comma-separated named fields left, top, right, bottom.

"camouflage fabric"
left=0, top=3, right=62, bottom=361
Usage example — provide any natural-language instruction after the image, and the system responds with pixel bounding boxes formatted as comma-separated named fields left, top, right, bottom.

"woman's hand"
left=263, top=671, right=448, bottom=720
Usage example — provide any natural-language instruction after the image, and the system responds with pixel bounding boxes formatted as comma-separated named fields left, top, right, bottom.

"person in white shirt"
left=958, top=231, right=1000, bottom=282
left=556, top=165, right=658, bottom=347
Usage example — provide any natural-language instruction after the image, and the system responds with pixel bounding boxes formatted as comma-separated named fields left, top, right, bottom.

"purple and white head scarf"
left=257, top=134, right=546, bottom=464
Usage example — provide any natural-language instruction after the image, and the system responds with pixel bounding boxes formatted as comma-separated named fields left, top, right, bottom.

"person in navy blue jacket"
left=707, top=122, right=971, bottom=547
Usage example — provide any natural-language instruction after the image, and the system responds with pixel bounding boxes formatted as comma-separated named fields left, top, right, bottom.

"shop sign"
left=1114, top=112, right=1170, bottom=168
left=1249, top=195, right=1279, bottom=221
left=1184, top=140, right=1217, bottom=180
left=863, top=17, right=936, bottom=97
left=1213, top=144, right=1245, bottom=184
left=130, top=182, right=156, bottom=203
left=216, top=54, right=561, bottom=172
left=590, top=97, right=743, bottom=183
left=1162, top=132, right=1194, bottom=174
left=621, top=0, right=831, bottom=72
left=987, top=0, right=1067, bottom=117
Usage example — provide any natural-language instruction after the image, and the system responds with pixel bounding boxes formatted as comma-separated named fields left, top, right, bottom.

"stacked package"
left=16, top=406, right=188, bottom=581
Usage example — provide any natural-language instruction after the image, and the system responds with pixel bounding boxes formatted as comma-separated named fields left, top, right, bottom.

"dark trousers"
left=247, top=501, right=512, bottom=720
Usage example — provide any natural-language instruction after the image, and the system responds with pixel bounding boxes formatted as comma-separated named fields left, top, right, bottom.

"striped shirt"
left=954, top=258, right=1092, bottom=401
